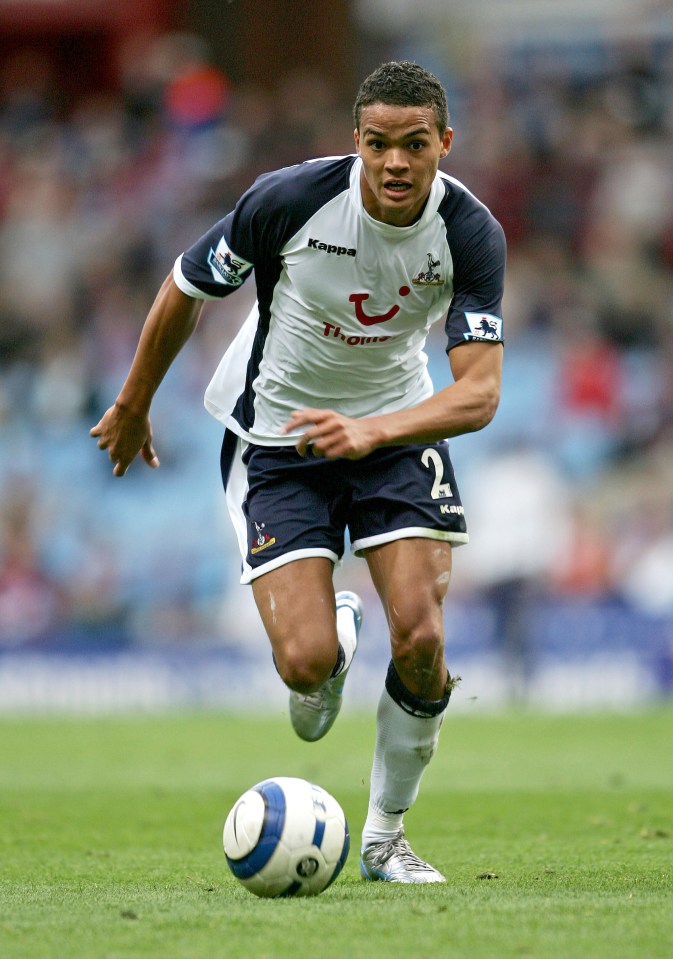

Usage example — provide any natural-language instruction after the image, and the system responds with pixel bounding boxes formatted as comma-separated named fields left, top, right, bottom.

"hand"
left=90, top=403, right=159, bottom=477
left=282, top=408, right=379, bottom=460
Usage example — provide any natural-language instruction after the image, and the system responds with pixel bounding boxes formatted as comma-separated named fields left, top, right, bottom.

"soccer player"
left=91, top=61, right=506, bottom=883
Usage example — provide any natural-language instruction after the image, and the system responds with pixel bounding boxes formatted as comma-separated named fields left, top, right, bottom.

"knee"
left=391, top=619, right=443, bottom=675
left=389, top=610, right=445, bottom=697
left=274, top=644, right=335, bottom=694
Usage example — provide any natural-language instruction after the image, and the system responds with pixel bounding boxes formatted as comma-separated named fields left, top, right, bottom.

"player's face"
left=354, top=103, right=452, bottom=227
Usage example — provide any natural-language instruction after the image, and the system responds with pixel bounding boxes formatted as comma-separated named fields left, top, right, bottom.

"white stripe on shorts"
left=351, top=526, right=469, bottom=556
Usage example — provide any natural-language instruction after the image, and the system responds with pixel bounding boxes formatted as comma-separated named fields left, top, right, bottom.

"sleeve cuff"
left=172, top=255, right=222, bottom=301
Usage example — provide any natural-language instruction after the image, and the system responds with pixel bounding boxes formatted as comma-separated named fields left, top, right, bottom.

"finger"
left=141, top=440, right=160, bottom=469
left=144, top=452, right=160, bottom=468
left=290, top=407, right=318, bottom=420
left=314, top=430, right=359, bottom=460
left=281, top=410, right=302, bottom=435
left=90, top=422, right=109, bottom=448
left=282, top=413, right=307, bottom=435
left=314, top=440, right=342, bottom=460
left=308, top=431, right=345, bottom=458
left=282, top=408, right=327, bottom=434
left=294, top=421, right=330, bottom=456
left=294, top=433, right=310, bottom=457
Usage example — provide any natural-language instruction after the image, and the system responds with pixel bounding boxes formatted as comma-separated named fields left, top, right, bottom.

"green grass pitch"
left=1, top=708, right=672, bottom=959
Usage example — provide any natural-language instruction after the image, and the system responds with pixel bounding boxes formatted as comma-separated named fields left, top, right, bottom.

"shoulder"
left=435, top=173, right=506, bottom=283
left=241, top=155, right=356, bottom=214
left=230, top=156, right=357, bottom=254
left=437, top=172, right=505, bottom=247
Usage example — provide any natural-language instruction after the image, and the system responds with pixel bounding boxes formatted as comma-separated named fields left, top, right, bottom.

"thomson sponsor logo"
left=322, top=322, right=390, bottom=345
left=308, top=238, right=356, bottom=256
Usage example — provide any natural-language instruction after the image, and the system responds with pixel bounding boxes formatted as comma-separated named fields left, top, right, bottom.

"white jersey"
left=173, top=155, right=505, bottom=446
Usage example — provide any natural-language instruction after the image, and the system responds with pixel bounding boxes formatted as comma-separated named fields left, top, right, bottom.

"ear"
left=354, top=128, right=361, bottom=154
left=440, top=128, right=453, bottom=158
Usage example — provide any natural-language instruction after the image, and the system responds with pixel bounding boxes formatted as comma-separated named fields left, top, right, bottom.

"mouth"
left=383, top=180, right=412, bottom=198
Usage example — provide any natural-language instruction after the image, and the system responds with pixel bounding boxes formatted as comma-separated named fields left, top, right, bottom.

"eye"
left=367, top=139, right=385, bottom=151
left=409, top=141, right=426, bottom=151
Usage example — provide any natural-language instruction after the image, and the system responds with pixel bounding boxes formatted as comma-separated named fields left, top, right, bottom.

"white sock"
left=333, top=603, right=357, bottom=676
left=361, top=666, right=450, bottom=851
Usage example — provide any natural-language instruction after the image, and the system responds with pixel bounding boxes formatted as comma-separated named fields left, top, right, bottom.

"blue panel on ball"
left=226, top=780, right=286, bottom=879
left=323, top=818, right=350, bottom=890
left=311, top=817, right=326, bottom=849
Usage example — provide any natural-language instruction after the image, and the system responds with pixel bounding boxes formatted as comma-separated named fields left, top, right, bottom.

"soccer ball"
left=223, top=776, right=350, bottom=898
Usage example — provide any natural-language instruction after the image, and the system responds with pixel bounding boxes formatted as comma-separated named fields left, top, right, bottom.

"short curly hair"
left=353, top=61, right=449, bottom=135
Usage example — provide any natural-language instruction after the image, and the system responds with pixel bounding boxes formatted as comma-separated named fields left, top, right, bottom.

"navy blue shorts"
left=222, top=435, right=468, bottom=583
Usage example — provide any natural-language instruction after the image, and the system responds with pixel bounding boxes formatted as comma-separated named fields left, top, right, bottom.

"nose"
left=385, top=148, right=409, bottom=174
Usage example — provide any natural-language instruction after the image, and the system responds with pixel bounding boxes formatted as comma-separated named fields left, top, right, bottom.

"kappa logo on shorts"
left=251, top=521, right=276, bottom=555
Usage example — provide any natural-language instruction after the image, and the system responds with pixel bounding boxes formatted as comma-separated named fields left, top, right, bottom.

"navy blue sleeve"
left=178, top=157, right=355, bottom=300
left=439, top=183, right=506, bottom=351
left=179, top=208, right=253, bottom=299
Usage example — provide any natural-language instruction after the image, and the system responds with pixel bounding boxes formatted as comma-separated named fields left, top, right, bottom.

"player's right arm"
left=90, top=274, right=203, bottom=477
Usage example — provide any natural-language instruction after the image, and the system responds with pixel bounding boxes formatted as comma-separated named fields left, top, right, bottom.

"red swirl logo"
left=349, top=286, right=411, bottom=326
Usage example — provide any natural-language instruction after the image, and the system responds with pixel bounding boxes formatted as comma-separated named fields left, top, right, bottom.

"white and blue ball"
left=223, top=776, right=350, bottom=897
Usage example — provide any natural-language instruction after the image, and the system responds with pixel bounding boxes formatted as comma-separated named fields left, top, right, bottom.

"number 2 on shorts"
left=421, top=447, right=453, bottom=500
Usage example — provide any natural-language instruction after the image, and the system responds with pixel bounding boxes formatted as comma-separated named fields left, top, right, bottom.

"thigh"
left=251, top=556, right=339, bottom=680
left=365, top=537, right=453, bottom=635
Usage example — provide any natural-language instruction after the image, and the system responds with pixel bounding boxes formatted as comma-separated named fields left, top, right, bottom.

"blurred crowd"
left=0, top=28, right=672, bottom=684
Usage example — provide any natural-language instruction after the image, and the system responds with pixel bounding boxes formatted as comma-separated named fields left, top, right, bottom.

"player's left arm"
left=285, top=340, right=502, bottom=459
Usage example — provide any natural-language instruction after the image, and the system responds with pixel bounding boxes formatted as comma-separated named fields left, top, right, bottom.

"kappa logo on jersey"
left=250, top=521, right=276, bottom=555
left=349, top=286, right=411, bottom=326
left=208, top=237, right=253, bottom=287
left=412, top=252, right=444, bottom=286
left=308, top=238, right=356, bottom=256
left=464, top=312, right=503, bottom=341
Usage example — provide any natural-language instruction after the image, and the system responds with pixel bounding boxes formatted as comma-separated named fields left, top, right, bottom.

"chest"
left=279, top=198, right=454, bottom=328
